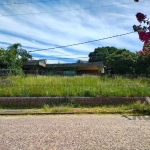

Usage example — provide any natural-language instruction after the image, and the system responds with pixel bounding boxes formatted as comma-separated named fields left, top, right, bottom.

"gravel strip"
left=0, top=115, right=150, bottom=150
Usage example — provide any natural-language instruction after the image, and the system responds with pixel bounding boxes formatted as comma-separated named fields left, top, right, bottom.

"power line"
left=35, top=56, right=110, bottom=60
left=0, top=0, right=59, bottom=6
left=1, top=0, right=146, bottom=6
left=0, top=0, right=149, bottom=17
left=29, top=31, right=135, bottom=53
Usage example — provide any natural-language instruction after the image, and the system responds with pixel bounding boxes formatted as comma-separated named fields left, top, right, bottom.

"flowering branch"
left=133, top=12, right=150, bottom=55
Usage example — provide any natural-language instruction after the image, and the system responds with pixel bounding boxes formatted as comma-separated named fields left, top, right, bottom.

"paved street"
left=0, top=115, right=150, bottom=150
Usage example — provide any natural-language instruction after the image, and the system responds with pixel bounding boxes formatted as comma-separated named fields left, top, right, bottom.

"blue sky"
left=0, top=0, right=150, bottom=63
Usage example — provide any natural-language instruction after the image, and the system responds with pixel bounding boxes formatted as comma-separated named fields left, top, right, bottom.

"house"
left=23, top=60, right=104, bottom=75
left=23, top=59, right=46, bottom=74
left=76, top=62, right=103, bottom=75
left=46, top=63, right=77, bottom=75
left=46, top=61, right=104, bottom=75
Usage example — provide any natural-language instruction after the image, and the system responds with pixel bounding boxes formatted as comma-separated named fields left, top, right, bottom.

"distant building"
left=46, top=63, right=76, bottom=76
left=23, top=59, right=46, bottom=74
left=23, top=60, right=104, bottom=75
left=76, top=62, right=103, bottom=75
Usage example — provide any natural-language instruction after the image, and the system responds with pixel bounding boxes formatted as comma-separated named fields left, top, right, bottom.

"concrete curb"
left=0, top=109, right=148, bottom=116
left=0, top=96, right=149, bottom=107
left=0, top=110, right=96, bottom=115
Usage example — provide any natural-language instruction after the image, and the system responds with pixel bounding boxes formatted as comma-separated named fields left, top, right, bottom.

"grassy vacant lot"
left=0, top=75, right=150, bottom=97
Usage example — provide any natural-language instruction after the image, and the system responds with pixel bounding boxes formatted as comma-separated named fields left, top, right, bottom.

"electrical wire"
left=0, top=0, right=149, bottom=17
left=29, top=31, right=135, bottom=53
left=0, top=0, right=59, bottom=5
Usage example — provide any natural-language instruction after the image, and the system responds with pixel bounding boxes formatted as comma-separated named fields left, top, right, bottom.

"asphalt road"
left=0, top=115, right=150, bottom=150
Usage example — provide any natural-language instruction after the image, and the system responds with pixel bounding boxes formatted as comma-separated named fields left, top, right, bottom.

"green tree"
left=134, top=53, right=150, bottom=74
left=7, top=43, right=32, bottom=62
left=0, top=48, right=8, bottom=68
left=106, top=49, right=137, bottom=74
left=88, top=46, right=118, bottom=63
left=76, top=60, right=82, bottom=63
left=0, top=43, right=32, bottom=74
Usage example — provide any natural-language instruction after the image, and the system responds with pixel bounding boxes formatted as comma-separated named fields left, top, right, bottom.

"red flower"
left=144, top=32, right=150, bottom=44
left=139, top=50, right=145, bottom=55
left=138, top=31, right=150, bottom=43
left=136, top=13, right=147, bottom=23
left=138, top=31, right=147, bottom=42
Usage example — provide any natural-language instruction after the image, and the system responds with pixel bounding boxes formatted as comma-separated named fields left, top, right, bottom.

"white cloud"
left=0, top=0, right=150, bottom=63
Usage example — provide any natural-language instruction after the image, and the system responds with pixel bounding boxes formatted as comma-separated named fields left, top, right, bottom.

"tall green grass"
left=0, top=75, right=150, bottom=97
left=41, top=101, right=150, bottom=115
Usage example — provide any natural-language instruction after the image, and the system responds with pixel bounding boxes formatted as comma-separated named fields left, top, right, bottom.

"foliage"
left=0, top=48, right=7, bottom=68
left=7, top=43, right=32, bottom=62
left=106, top=49, right=137, bottom=74
left=1, top=102, right=150, bottom=115
left=134, top=53, right=150, bottom=74
left=0, top=43, right=32, bottom=74
left=41, top=102, right=150, bottom=114
left=88, top=46, right=143, bottom=74
left=133, top=12, right=150, bottom=55
left=88, top=46, right=118, bottom=63
left=76, top=60, right=82, bottom=63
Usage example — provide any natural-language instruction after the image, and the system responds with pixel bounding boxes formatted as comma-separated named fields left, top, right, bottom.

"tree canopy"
left=88, top=46, right=118, bottom=63
left=88, top=46, right=150, bottom=74
left=134, top=53, right=150, bottom=74
left=0, top=43, right=32, bottom=74
left=106, top=49, right=137, bottom=74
